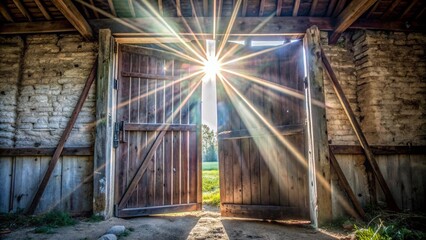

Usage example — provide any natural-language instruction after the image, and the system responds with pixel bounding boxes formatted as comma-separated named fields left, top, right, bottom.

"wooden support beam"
left=0, top=147, right=93, bottom=156
left=158, top=0, right=164, bottom=16
left=330, top=145, right=426, bottom=155
left=128, top=0, right=136, bottom=17
left=34, top=0, right=51, bottom=20
left=365, top=0, right=381, bottom=18
left=276, top=0, right=283, bottom=16
left=203, top=0, right=208, bottom=16
left=0, top=2, right=14, bottom=22
left=400, top=0, right=419, bottom=19
left=331, top=0, right=346, bottom=17
left=382, top=0, right=402, bottom=19
left=118, top=130, right=167, bottom=208
left=108, top=0, right=117, bottom=16
left=52, top=0, right=93, bottom=40
left=309, top=0, right=319, bottom=16
left=242, top=0, right=248, bottom=16
left=329, top=147, right=366, bottom=220
left=89, top=0, right=100, bottom=19
left=259, top=0, right=265, bottom=16
left=0, top=20, right=76, bottom=35
left=330, top=0, right=378, bottom=43
left=26, top=59, right=98, bottom=215
left=218, top=0, right=223, bottom=17
left=176, top=0, right=182, bottom=17
left=320, top=49, right=399, bottom=211
left=292, top=0, right=300, bottom=16
left=326, top=0, right=337, bottom=17
left=13, top=0, right=32, bottom=21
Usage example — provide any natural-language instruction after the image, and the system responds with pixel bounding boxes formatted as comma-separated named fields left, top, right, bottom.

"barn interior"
left=0, top=0, right=425, bottom=238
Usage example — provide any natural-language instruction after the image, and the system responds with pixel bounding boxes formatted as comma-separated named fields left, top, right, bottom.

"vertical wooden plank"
left=259, top=137, right=270, bottom=205
left=36, top=156, right=62, bottom=213
left=278, top=138, right=289, bottom=207
left=410, top=154, right=425, bottom=211
left=0, top=157, right=13, bottom=213
left=232, top=139, right=242, bottom=204
left=164, top=59, right=173, bottom=205
left=13, top=157, right=41, bottom=212
left=180, top=64, right=189, bottom=205
left=172, top=60, right=181, bottom=204
left=241, top=138, right=251, bottom=205
left=224, top=140, right=234, bottom=204
left=249, top=138, right=260, bottom=205
left=188, top=74, right=199, bottom=204
left=155, top=59, right=165, bottom=206
left=398, top=154, right=412, bottom=211
left=386, top=155, right=400, bottom=209
left=146, top=56, right=157, bottom=207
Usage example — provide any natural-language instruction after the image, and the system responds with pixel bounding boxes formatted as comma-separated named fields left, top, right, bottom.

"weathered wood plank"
left=0, top=147, right=93, bottom=156
left=221, top=204, right=307, bottom=219
left=0, top=1, right=14, bottom=22
left=122, top=71, right=176, bottom=80
left=117, top=203, right=200, bottom=217
left=51, top=0, right=93, bottom=39
left=217, top=125, right=304, bottom=139
left=36, top=156, right=61, bottom=214
left=0, top=157, right=13, bottom=213
left=124, top=123, right=197, bottom=131
left=330, top=145, right=426, bottom=155
left=34, top=0, right=52, bottom=20
left=13, top=0, right=32, bottom=21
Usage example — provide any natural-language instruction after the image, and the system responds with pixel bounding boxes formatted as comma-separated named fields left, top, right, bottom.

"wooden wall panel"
left=0, top=156, right=93, bottom=215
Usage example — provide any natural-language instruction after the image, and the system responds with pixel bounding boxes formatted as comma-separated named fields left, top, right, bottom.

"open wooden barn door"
left=114, top=44, right=202, bottom=217
left=217, top=41, right=310, bottom=220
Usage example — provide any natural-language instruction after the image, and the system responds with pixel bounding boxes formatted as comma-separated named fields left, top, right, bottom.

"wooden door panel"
left=217, top=42, right=309, bottom=220
left=115, top=45, right=202, bottom=217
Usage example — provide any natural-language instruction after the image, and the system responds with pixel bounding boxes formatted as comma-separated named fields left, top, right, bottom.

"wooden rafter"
left=332, top=0, right=346, bottom=17
left=90, top=0, right=100, bottom=19
left=365, top=0, right=381, bottom=18
left=242, top=0, right=248, bottom=17
left=321, top=49, right=399, bottom=211
left=309, top=0, right=318, bottom=16
left=415, top=7, right=425, bottom=19
left=158, top=0, right=164, bottom=16
left=259, top=0, right=266, bottom=16
left=0, top=2, right=14, bottom=22
left=176, top=0, right=182, bottom=17
left=292, top=0, right=300, bottom=16
left=51, top=0, right=93, bottom=39
left=276, top=0, right=283, bottom=16
left=128, top=0, right=136, bottom=17
left=34, top=0, right=51, bottom=20
left=400, top=0, right=419, bottom=19
left=13, top=0, right=32, bottom=21
left=326, top=0, right=337, bottom=17
left=329, top=0, right=378, bottom=44
left=382, top=0, right=402, bottom=19
left=203, top=0, right=208, bottom=16
left=218, top=0, right=223, bottom=17
left=27, top=59, right=98, bottom=215
left=108, top=0, right=117, bottom=16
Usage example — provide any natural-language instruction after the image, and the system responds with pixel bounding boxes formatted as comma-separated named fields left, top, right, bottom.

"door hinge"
left=113, top=122, right=120, bottom=148
left=113, top=79, right=118, bottom=90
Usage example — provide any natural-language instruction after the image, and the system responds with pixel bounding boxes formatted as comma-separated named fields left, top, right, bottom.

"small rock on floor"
left=106, top=225, right=126, bottom=235
left=98, top=233, right=117, bottom=240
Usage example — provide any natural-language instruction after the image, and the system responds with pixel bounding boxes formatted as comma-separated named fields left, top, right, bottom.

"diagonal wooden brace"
left=320, top=48, right=399, bottom=211
left=26, top=59, right=98, bottom=215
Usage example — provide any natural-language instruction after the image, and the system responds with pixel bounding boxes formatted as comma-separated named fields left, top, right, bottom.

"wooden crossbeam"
left=52, top=0, right=93, bottom=40
left=0, top=147, right=93, bottom=156
left=400, top=0, right=419, bottom=19
left=108, top=0, right=117, bottom=16
left=118, top=130, right=167, bottom=208
left=34, top=0, right=51, bottom=20
left=330, top=0, right=378, bottom=43
left=320, top=49, right=399, bottom=211
left=13, top=0, right=32, bottom=21
left=329, top=147, right=366, bottom=220
left=27, top=59, right=98, bottom=215
left=0, top=20, right=75, bottom=34
left=0, top=1, right=14, bottom=22
left=382, top=0, right=402, bottom=19
left=292, top=0, right=300, bottom=16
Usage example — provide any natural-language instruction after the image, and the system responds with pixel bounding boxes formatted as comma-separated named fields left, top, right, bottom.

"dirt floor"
left=1, top=206, right=347, bottom=240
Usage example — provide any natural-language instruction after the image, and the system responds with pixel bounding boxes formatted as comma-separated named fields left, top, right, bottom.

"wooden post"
left=303, top=26, right=332, bottom=227
left=27, top=59, right=97, bottom=215
left=320, top=49, right=399, bottom=211
left=93, top=29, right=115, bottom=218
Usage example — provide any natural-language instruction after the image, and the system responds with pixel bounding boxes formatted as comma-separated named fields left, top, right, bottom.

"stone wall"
left=322, top=30, right=426, bottom=146
left=0, top=34, right=97, bottom=148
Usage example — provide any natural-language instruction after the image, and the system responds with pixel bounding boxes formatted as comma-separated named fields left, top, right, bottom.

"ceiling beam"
left=309, top=0, right=319, bottom=16
left=400, top=0, right=419, bottom=19
left=332, top=0, right=346, bottom=17
left=34, top=0, right=51, bottom=20
left=365, top=0, right=380, bottom=18
left=326, top=0, right=337, bottom=17
left=128, top=0, right=136, bottom=17
left=203, top=0, right=208, bottom=16
left=13, top=0, right=32, bottom=22
left=242, top=0, right=248, bottom=16
left=108, top=0, right=117, bottom=16
left=276, top=0, right=283, bottom=16
left=259, top=0, right=266, bottom=16
left=0, top=2, right=14, bottom=22
left=51, top=0, right=93, bottom=39
left=176, top=0, right=182, bottom=17
left=329, top=0, right=378, bottom=44
left=382, top=0, right=402, bottom=19
left=1, top=17, right=424, bottom=36
left=292, top=0, right=300, bottom=16
left=89, top=0, right=100, bottom=19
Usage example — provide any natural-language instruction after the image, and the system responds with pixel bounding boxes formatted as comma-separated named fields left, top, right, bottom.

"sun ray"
left=216, top=0, right=243, bottom=58
left=221, top=40, right=300, bottom=66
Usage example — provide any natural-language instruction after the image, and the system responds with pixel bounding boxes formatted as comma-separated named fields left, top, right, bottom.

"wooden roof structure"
left=0, top=0, right=425, bottom=43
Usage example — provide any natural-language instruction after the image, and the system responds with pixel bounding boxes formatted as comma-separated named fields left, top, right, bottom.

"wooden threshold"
left=221, top=204, right=310, bottom=220
left=117, top=203, right=201, bottom=217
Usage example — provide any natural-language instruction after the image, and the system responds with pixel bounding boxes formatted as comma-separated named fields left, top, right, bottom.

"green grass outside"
left=202, top=161, right=218, bottom=171
left=202, top=164, right=220, bottom=206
